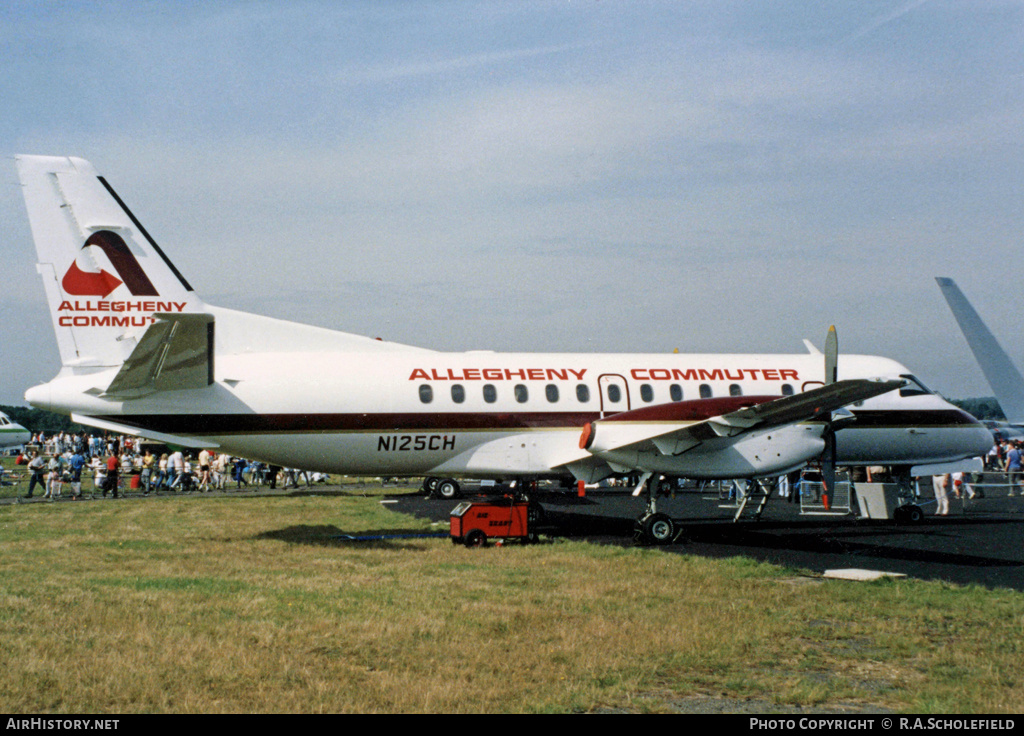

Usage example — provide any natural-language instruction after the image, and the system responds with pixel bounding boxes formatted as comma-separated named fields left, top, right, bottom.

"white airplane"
left=936, top=277, right=1024, bottom=440
left=0, top=411, right=31, bottom=450
left=14, top=155, right=992, bottom=541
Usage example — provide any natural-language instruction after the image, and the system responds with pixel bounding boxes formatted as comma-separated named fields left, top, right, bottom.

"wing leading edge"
left=573, top=378, right=905, bottom=477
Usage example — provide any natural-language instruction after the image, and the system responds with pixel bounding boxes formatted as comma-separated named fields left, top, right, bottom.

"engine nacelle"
left=592, top=423, right=826, bottom=479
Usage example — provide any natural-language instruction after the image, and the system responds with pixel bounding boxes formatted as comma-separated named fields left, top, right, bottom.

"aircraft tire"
left=423, top=477, right=440, bottom=495
left=639, top=512, right=676, bottom=545
left=437, top=479, right=461, bottom=500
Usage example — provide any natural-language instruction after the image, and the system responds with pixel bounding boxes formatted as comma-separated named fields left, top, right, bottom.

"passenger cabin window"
left=781, top=383, right=795, bottom=396
left=514, top=384, right=529, bottom=403
left=640, top=384, right=654, bottom=403
left=483, top=384, right=497, bottom=403
left=899, top=374, right=932, bottom=397
left=451, top=385, right=465, bottom=404
left=670, top=384, right=683, bottom=402
left=699, top=384, right=712, bottom=399
left=607, top=384, right=622, bottom=403
left=545, top=384, right=559, bottom=403
left=419, top=385, right=433, bottom=404
left=576, top=384, right=590, bottom=402
left=729, top=384, right=742, bottom=397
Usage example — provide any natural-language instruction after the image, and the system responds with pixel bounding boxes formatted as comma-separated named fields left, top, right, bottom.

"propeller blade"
left=821, top=325, right=839, bottom=506
left=824, top=325, right=838, bottom=385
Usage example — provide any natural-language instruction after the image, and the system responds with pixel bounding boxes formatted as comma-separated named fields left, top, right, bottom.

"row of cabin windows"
left=418, top=382, right=797, bottom=405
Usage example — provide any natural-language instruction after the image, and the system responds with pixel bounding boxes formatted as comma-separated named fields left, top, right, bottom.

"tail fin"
left=936, top=277, right=1024, bottom=423
left=15, top=155, right=205, bottom=371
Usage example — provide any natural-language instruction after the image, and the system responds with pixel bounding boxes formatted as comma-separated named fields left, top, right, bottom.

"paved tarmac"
left=393, top=486, right=1024, bottom=592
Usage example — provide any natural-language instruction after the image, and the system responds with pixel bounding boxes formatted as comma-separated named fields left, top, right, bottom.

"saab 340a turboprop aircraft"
left=15, top=155, right=992, bottom=542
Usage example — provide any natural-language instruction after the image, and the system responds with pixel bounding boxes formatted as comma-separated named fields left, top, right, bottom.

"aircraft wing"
left=104, top=313, right=214, bottom=397
left=580, top=378, right=905, bottom=458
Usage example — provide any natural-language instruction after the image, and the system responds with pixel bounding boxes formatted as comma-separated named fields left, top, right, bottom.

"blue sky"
left=2, top=1, right=1023, bottom=405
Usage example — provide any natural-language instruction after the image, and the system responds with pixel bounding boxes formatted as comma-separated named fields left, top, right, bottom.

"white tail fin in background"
left=15, top=155, right=205, bottom=372
left=936, top=276, right=1024, bottom=423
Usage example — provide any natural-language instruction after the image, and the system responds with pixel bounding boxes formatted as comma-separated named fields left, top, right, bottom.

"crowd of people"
left=10, top=431, right=328, bottom=500
left=989, top=438, right=1024, bottom=496
left=7, top=432, right=1024, bottom=511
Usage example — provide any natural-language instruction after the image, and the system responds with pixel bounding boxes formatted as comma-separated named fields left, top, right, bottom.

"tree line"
left=0, top=405, right=88, bottom=434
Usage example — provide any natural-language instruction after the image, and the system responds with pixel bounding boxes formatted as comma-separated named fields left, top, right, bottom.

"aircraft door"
left=598, top=374, right=630, bottom=417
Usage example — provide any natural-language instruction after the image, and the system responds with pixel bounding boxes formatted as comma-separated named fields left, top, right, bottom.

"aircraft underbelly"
left=597, top=427, right=825, bottom=479
left=836, top=426, right=991, bottom=465
left=203, top=430, right=561, bottom=477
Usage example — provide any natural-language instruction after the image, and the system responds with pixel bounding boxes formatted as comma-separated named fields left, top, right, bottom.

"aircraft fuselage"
left=26, top=350, right=991, bottom=480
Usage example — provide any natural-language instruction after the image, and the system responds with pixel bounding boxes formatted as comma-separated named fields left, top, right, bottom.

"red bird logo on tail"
left=61, top=231, right=158, bottom=298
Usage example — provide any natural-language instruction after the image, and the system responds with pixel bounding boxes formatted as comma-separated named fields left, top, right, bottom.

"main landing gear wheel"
left=634, top=512, right=677, bottom=546
left=436, top=479, right=461, bottom=500
left=422, top=477, right=440, bottom=495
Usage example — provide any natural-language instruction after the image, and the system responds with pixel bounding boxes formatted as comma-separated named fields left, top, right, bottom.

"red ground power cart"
left=450, top=497, right=541, bottom=547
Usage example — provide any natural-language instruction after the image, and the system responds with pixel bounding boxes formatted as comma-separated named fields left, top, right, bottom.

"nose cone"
left=951, top=406, right=996, bottom=458
left=969, top=422, right=996, bottom=456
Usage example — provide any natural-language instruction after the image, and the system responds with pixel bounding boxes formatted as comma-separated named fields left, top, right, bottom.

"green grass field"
left=1, top=475, right=1023, bottom=713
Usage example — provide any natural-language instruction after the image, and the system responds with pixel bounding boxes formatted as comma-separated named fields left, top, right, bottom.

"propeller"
left=824, top=325, right=838, bottom=385
left=821, top=326, right=839, bottom=508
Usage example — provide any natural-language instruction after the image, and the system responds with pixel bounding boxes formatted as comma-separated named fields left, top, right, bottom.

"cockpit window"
left=899, top=374, right=932, bottom=397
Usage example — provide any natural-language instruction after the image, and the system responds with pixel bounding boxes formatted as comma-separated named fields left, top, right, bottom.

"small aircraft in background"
left=12, top=156, right=993, bottom=542
left=0, top=411, right=31, bottom=450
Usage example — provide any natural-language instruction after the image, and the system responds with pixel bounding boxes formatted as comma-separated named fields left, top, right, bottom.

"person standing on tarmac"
left=932, top=474, right=950, bottom=516
left=1005, top=441, right=1023, bottom=497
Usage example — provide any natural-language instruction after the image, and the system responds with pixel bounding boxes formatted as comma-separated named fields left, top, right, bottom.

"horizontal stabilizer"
left=71, top=413, right=217, bottom=449
left=105, top=313, right=214, bottom=397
